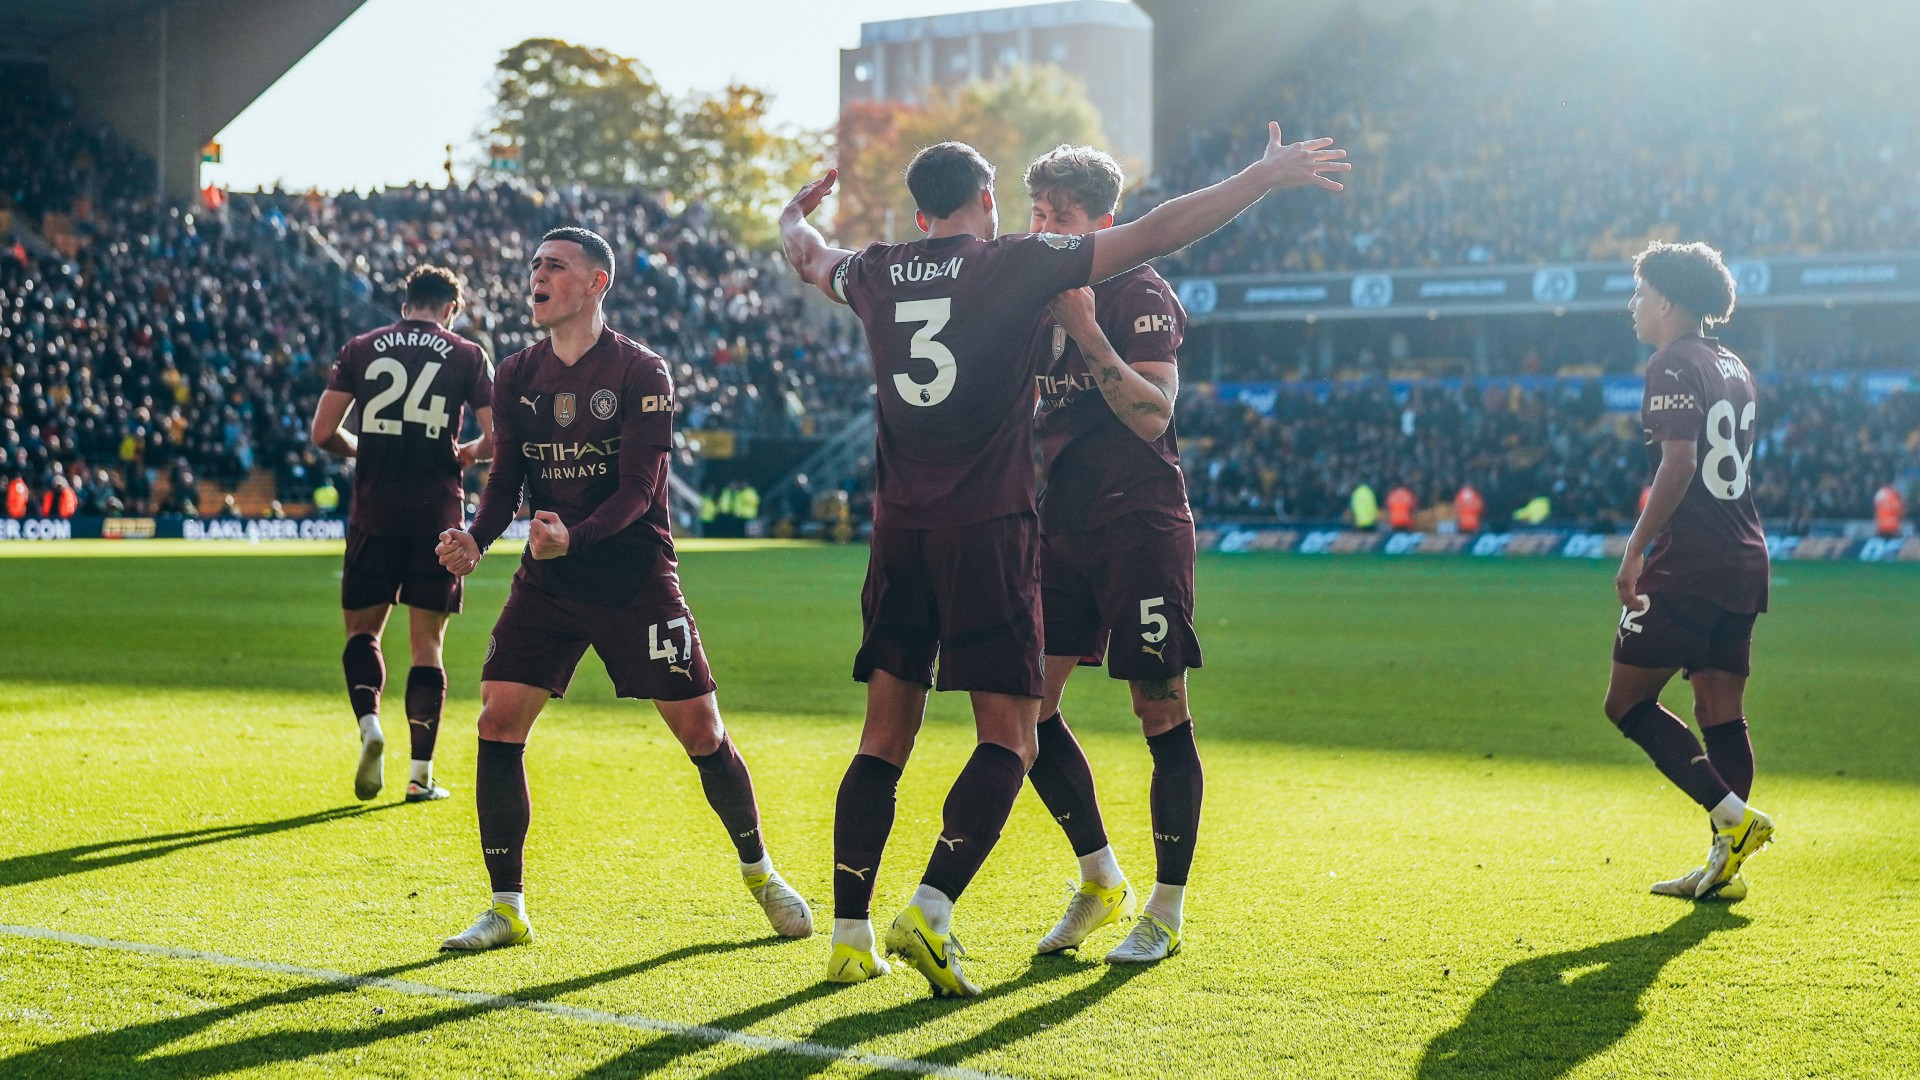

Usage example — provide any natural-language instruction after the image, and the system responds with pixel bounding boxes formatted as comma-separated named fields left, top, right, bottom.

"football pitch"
left=1, top=542, right=1915, bottom=1079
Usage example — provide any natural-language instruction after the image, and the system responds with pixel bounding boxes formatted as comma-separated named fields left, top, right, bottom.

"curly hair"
left=402, top=264, right=462, bottom=311
left=1634, top=241, right=1736, bottom=326
left=1024, top=144, right=1125, bottom=220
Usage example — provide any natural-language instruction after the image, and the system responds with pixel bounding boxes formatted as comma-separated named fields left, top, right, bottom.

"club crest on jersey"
left=591, top=388, right=618, bottom=420
left=1051, top=323, right=1068, bottom=361
left=554, top=393, right=576, bottom=427
left=1036, top=232, right=1082, bottom=250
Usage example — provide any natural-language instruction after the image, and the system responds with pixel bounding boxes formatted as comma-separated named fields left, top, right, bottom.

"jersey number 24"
left=363, top=358, right=453, bottom=440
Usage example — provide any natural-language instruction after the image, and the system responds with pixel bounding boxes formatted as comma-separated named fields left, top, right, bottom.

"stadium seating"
left=2, top=96, right=871, bottom=520
left=1178, top=375, right=1920, bottom=530
left=1144, top=2, right=1920, bottom=274
left=3, top=68, right=1914, bottom=531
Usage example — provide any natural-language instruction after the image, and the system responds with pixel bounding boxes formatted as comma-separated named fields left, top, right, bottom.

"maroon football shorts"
left=481, top=578, right=716, bottom=701
left=342, top=527, right=462, bottom=613
left=1042, top=510, right=1202, bottom=682
left=1613, top=590, right=1757, bottom=677
left=853, top=512, right=1044, bottom=698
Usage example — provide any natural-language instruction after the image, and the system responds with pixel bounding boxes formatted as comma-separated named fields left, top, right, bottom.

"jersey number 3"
left=364, top=357, right=453, bottom=439
left=893, top=299, right=956, bottom=408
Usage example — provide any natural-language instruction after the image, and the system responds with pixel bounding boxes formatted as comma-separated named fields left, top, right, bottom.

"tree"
left=674, top=85, right=820, bottom=248
left=483, top=39, right=818, bottom=247
left=484, top=39, right=674, bottom=188
left=832, top=65, right=1111, bottom=243
left=833, top=99, right=912, bottom=243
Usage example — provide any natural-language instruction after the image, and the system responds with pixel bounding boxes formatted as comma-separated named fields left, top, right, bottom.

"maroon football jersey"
left=833, top=232, right=1096, bottom=529
left=1639, top=334, right=1770, bottom=613
left=1032, top=263, right=1190, bottom=534
left=473, top=329, right=681, bottom=608
left=327, top=318, right=492, bottom=535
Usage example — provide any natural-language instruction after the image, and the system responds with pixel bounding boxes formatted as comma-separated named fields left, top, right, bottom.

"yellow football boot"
left=885, top=905, right=980, bottom=998
left=1037, top=880, right=1136, bottom=954
left=1699, top=807, right=1774, bottom=897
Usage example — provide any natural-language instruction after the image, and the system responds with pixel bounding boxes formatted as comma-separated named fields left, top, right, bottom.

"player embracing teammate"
left=781, top=123, right=1349, bottom=995
left=1018, top=146, right=1202, bottom=963
left=1609, top=241, right=1775, bottom=900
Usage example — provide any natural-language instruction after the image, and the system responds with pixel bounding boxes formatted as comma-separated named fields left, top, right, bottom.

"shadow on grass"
left=0, top=804, right=399, bottom=889
left=680, top=954, right=1146, bottom=1080
left=1, top=935, right=790, bottom=1079
left=1416, top=904, right=1750, bottom=1080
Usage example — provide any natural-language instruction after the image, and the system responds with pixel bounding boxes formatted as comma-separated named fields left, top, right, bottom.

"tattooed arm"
left=1049, top=287, right=1179, bottom=442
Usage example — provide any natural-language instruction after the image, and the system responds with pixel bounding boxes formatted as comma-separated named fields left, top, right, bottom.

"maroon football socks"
left=921, top=742, right=1029, bottom=902
left=1703, top=717, right=1755, bottom=801
left=833, top=754, right=902, bottom=920
left=404, top=666, right=446, bottom=765
left=690, top=736, right=766, bottom=864
left=1617, top=700, right=1735, bottom=812
left=1028, top=713, right=1112, bottom=857
left=1147, top=722, right=1204, bottom=887
left=342, top=633, right=384, bottom=720
left=475, top=738, right=529, bottom=893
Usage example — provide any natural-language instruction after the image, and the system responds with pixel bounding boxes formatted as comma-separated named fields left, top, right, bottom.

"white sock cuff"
left=909, top=884, right=954, bottom=932
left=740, top=853, right=773, bottom=878
left=832, top=918, right=874, bottom=950
left=1078, top=845, right=1125, bottom=889
left=491, top=891, right=526, bottom=917
left=1710, top=793, right=1747, bottom=829
left=1145, top=883, right=1185, bottom=928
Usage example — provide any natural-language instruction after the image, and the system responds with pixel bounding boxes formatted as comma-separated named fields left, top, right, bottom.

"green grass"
left=0, top=544, right=1915, bottom=1078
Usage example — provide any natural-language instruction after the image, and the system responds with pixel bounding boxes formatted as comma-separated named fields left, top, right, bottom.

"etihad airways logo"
left=521, top=436, right=620, bottom=461
left=1036, top=371, right=1097, bottom=398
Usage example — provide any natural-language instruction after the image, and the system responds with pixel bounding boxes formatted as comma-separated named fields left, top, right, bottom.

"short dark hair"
left=540, top=226, right=616, bottom=283
left=1024, top=144, right=1125, bottom=219
left=1634, top=241, right=1736, bottom=326
left=402, top=264, right=462, bottom=310
left=905, top=142, right=995, bottom=220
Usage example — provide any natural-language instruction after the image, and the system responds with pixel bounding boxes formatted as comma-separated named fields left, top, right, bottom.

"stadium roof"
left=0, top=0, right=162, bottom=54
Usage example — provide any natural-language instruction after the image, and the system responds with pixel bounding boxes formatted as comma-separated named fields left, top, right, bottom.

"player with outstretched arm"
left=1018, top=145, right=1203, bottom=963
left=779, top=122, right=1349, bottom=995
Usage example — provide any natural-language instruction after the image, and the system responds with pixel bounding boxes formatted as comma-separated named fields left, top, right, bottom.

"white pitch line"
left=0, top=923, right=1013, bottom=1080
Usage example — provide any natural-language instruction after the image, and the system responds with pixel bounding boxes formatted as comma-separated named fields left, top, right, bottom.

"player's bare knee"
left=1131, top=678, right=1190, bottom=734
left=857, top=725, right=917, bottom=766
left=668, top=715, right=725, bottom=757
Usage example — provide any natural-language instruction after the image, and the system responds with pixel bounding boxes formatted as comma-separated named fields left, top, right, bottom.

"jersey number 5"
left=364, top=358, right=453, bottom=439
left=893, top=299, right=956, bottom=408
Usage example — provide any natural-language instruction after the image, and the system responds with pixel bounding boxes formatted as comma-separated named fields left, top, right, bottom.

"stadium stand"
left=3, top=95, right=872, bottom=522
left=1178, top=374, right=1920, bottom=531
left=3, top=6, right=1915, bottom=533
left=1144, top=2, right=1920, bottom=274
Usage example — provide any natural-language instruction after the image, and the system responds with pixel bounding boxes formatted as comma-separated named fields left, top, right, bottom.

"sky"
left=204, top=0, right=1111, bottom=192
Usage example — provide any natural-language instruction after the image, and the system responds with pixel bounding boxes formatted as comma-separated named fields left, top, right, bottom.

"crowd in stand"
left=1178, top=374, right=1920, bottom=531
left=249, top=184, right=872, bottom=440
left=3, top=92, right=870, bottom=520
left=1144, top=2, right=1920, bottom=275
left=6, top=53, right=1918, bottom=532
